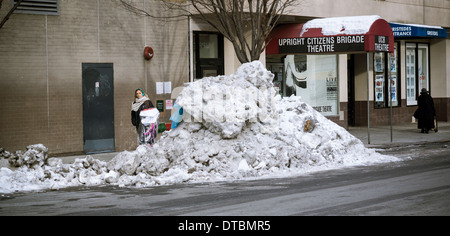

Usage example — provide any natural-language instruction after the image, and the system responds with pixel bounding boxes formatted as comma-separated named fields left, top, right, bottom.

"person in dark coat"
left=131, top=88, right=155, bottom=144
left=415, top=88, right=436, bottom=133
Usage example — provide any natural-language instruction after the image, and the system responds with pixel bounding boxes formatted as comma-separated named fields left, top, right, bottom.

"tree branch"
left=0, top=0, right=24, bottom=29
left=118, top=0, right=299, bottom=64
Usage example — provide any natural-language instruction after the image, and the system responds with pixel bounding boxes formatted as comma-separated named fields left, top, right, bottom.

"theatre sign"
left=267, top=15, right=394, bottom=55
left=277, top=35, right=390, bottom=53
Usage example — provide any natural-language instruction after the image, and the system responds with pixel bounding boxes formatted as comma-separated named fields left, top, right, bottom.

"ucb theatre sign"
left=374, top=36, right=389, bottom=51
left=278, top=35, right=390, bottom=54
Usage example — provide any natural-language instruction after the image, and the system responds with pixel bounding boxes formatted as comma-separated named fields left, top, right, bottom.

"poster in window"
left=374, top=53, right=384, bottom=73
left=390, top=75, right=397, bottom=102
left=389, top=50, right=397, bottom=73
left=419, top=70, right=427, bottom=92
left=284, top=55, right=338, bottom=116
left=375, top=75, right=384, bottom=102
left=326, top=76, right=338, bottom=101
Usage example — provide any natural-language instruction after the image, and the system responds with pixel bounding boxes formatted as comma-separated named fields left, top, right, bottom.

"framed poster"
left=388, top=43, right=400, bottom=107
left=390, top=75, right=397, bottom=103
left=375, top=75, right=384, bottom=102
left=374, top=52, right=384, bottom=73
left=389, top=50, right=397, bottom=73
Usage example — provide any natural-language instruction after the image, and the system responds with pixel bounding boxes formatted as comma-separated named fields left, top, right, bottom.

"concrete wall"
left=0, top=0, right=189, bottom=154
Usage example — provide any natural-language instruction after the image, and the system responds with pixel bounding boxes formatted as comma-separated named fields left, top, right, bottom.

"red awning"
left=266, top=15, right=394, bottom=55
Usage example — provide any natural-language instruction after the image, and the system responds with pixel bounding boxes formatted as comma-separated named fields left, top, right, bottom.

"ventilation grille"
left=13, top=0, right=59, bottom=15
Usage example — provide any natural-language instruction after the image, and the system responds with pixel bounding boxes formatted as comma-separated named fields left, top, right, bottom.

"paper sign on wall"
left=164, top=82, right=172, bottom=94
left=156, top=82, right=164, bottom=95
left=166, top=100, right=173, bottom=110
left=157, top=100, right=164, bottom=112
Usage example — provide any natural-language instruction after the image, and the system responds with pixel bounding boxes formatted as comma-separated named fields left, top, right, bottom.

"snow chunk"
left=5, top=144, right=48, bottom=168
left=176, top=61, right=280, bottom=139
left=238, top=159, right=250, bottom=172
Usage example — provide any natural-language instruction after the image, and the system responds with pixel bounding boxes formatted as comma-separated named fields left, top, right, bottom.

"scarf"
left=132, top=96, right=150, bottom=112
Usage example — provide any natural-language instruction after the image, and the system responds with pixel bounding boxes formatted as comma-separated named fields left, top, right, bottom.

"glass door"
left=194, top=32, right=224, bottom=80
left=418, top=44, right=429, bottom=94
left=406, top=43, right=430, bottom=106
left=406, top=43, right=417, bottom=106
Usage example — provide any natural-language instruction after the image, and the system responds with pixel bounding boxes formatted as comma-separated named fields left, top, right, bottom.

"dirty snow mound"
left=176, top=61, right=280, bottom=139
left=0, top=61, right=399, bottom=194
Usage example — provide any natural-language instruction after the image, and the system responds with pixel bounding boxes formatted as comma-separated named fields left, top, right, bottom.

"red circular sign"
left=144, top=47, right=154, bottom=60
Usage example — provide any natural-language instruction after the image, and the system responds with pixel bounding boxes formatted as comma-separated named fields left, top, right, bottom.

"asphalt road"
left=1, top=142, right=449, bottom=216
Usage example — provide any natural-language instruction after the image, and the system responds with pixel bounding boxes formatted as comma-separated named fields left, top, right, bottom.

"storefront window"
left=267, top=63, right=284, bottom=97
left=373, top=43, right=401, bottom=108
left=406, top=43, right=429, bottom=106
left=374, top=52, right=386, bottom=108
left=284, top=54, right=339, bottom=116
left=418, top=44, right=429, bottom=93
left=406, top=44, right=416, bottom=105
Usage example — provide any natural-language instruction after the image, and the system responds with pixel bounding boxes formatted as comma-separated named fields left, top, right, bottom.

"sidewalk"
left=54, top=121, right=450, bottom=164
left=347, top=121, right=450, bottom=148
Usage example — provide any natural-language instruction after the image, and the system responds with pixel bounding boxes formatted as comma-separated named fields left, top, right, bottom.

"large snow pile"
left=0, top=61, right=399, bottom=194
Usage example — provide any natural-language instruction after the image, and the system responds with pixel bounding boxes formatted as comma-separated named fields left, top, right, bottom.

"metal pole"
left=388, top=52, right=393, bottom=142
left=367, top=52, right=370, bottom=144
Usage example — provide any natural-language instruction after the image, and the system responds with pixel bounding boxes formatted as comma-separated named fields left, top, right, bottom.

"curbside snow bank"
left=0, top=61, right=399, bottom=194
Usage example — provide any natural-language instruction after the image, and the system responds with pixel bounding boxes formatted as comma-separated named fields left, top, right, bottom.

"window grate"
left=12, top=0, right=59, bottom=15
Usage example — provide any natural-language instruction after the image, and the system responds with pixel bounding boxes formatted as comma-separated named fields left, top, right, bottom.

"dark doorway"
left=347, top=55, right=356, bottom=126
left=82, top=63, right=115, bottom=154
left=194, top=32, right=224, bottom=80
left=266, top=62, right=284, bottom=97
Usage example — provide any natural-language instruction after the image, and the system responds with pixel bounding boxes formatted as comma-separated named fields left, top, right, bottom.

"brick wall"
left=354, top=100, right=418, bottom=126
left=353, top=98, right=448, bottom=127
left=434, top=97, right=450, bottom=122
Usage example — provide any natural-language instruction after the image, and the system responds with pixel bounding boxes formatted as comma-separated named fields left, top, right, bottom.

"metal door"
left=82, top=63, right=115, bottom=154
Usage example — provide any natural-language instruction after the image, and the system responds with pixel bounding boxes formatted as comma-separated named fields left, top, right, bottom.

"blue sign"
left=389, top=23, right=447, bottom=38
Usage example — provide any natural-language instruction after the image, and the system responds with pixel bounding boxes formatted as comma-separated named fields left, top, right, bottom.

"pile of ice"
left=0, top=61, right=399, bottom=194
left=1, top=144, right=49, bottom=169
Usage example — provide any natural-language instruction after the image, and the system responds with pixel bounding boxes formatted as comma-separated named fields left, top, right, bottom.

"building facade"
left=0, top=0, right=190, bottom=154
left=190, top=0, right=450, bottom=129
left=260, top=0, right=450, bottom=129
left=1, top=0, right=449, bottom=154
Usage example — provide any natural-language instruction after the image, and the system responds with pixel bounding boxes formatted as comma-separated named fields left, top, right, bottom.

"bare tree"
left=191, top=0, right=296, bottom=63
left=119, top=0, right=297, bottom=64
left=0, top=0, right=24, bottom=29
